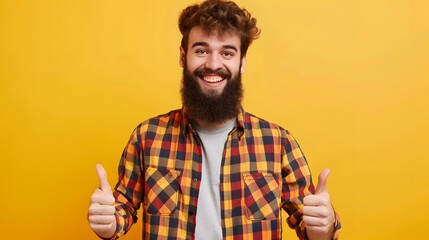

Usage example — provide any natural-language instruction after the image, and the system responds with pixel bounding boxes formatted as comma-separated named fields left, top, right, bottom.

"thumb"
left=315, top=168, right=331, bottom=194
left=96, top=164, right=112, bottom=193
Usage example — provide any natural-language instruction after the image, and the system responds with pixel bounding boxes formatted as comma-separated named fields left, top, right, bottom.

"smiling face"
left=179, top=26, right=246, bottom=123
left=180, top=26, right=246, bottom=97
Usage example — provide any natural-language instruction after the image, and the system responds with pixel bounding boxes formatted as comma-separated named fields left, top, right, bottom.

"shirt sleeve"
left=280, top=129, right=341, bottom=240
left=105, top=126, right=145, bottom=239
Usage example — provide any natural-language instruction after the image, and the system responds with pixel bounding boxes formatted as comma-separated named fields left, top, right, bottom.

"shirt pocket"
left=243, top=172, right=280, bottom=220
left=144, top=167, right=181, bottom=216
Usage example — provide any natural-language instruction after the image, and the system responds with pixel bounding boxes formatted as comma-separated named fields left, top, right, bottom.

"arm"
left=111, top=126, right=144, bottom=238
left=88, top=127, right=144, bottom=239
left=280, top=130, right=341, bottom=240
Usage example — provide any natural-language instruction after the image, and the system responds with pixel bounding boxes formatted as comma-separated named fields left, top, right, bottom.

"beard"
left=180, top=65, right=243, bottom=123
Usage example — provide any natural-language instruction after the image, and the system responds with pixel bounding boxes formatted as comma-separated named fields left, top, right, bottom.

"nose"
left=205, top=53, right=223, bottom=70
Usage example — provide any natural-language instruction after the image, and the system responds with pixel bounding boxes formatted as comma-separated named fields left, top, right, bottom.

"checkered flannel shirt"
left=108, top=109, right=341, bottom=239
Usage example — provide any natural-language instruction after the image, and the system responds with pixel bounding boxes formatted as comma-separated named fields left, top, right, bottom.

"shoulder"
left=131, top=109, right=183, bottom=138
left=242, top=111, right=289, bottom=135
left=242, top=112, right=305, bottom=153
left=141, top=109, right=182, bottom=127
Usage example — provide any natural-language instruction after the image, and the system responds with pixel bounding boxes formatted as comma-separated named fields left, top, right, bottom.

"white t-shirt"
left=194, top=120, right=235, bottom=240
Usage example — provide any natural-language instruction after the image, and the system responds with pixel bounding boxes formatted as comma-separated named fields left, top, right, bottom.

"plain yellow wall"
left=1, top=0, right=428, bottom=239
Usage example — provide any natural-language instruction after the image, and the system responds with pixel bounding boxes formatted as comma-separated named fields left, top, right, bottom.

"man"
left=88, top=0, right=341, bottom=239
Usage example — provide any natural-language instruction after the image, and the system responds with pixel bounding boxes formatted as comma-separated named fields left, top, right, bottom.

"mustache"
left=193, top=67, right=231, bottom=79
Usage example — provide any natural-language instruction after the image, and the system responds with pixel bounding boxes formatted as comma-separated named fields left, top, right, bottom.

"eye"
left=222, top=51, right=234, bottom=58
left=195, top=49, right=208, bottom=55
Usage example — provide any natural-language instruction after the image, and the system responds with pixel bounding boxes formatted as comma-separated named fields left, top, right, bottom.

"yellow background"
left=1, top=0, right=428, bottom=239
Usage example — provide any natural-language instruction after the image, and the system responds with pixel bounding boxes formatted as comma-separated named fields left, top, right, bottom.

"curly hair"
left=178, top=0, right=260, bottom=57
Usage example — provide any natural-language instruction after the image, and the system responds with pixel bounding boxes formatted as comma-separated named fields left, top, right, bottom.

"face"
left=180, top=26, right=246, bottom=96
left=179, top=26, right=246, bottom=123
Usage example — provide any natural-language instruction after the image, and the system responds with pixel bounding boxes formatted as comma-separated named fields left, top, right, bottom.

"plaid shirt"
left=109, top=109, right=341, bottom=239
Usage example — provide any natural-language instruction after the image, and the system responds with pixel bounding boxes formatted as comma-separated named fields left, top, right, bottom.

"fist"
left=88, top=164, right=116, bottom=238
left=303, top=168, right=335, bottom=237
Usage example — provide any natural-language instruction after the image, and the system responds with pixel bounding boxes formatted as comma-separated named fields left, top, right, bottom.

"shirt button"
left=193, top=178, right=198, bottom=182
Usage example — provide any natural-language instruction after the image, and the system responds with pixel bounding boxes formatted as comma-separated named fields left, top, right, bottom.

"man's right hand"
left=88, top=164, right=116, bottom=238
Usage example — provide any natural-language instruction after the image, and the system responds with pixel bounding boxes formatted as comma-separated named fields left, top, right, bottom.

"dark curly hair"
left=178, top=0, right=260, bottom=57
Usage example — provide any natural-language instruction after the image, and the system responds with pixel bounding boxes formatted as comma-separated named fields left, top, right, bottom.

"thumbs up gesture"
left=303, top=168, right=335, bottom=240
left=88, top=164, right=116, bottom=238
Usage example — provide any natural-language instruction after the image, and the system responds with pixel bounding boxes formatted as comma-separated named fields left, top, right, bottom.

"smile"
left=201, top=75, right=225, bottom=83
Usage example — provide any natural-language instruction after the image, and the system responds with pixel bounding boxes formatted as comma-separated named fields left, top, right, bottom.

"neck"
left=194, top=118, right=235, bottom=132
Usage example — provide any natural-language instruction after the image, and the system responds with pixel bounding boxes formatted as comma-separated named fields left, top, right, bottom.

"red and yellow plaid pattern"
left=109, top=109, right=341, bottom=239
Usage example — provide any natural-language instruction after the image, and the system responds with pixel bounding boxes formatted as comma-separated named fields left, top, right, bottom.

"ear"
left=179, top=46, right=185, bottom=68
left=240, top=55, right=246, bottom=74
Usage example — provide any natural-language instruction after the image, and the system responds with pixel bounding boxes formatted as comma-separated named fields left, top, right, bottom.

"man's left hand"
left=303, top=168, right=335, bottom=240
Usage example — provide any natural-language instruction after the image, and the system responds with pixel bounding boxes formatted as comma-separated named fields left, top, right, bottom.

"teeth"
left=203, top=76, right=223, bottom=83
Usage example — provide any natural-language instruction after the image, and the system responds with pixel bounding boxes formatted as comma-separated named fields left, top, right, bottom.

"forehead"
left=187, top=26, right=241, bottom=50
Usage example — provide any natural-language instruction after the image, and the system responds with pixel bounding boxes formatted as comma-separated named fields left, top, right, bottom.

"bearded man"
left=88, top=0, right=341, bottom=239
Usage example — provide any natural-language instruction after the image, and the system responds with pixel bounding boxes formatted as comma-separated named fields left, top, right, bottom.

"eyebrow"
left=191, top=41, right=238, bottom=52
